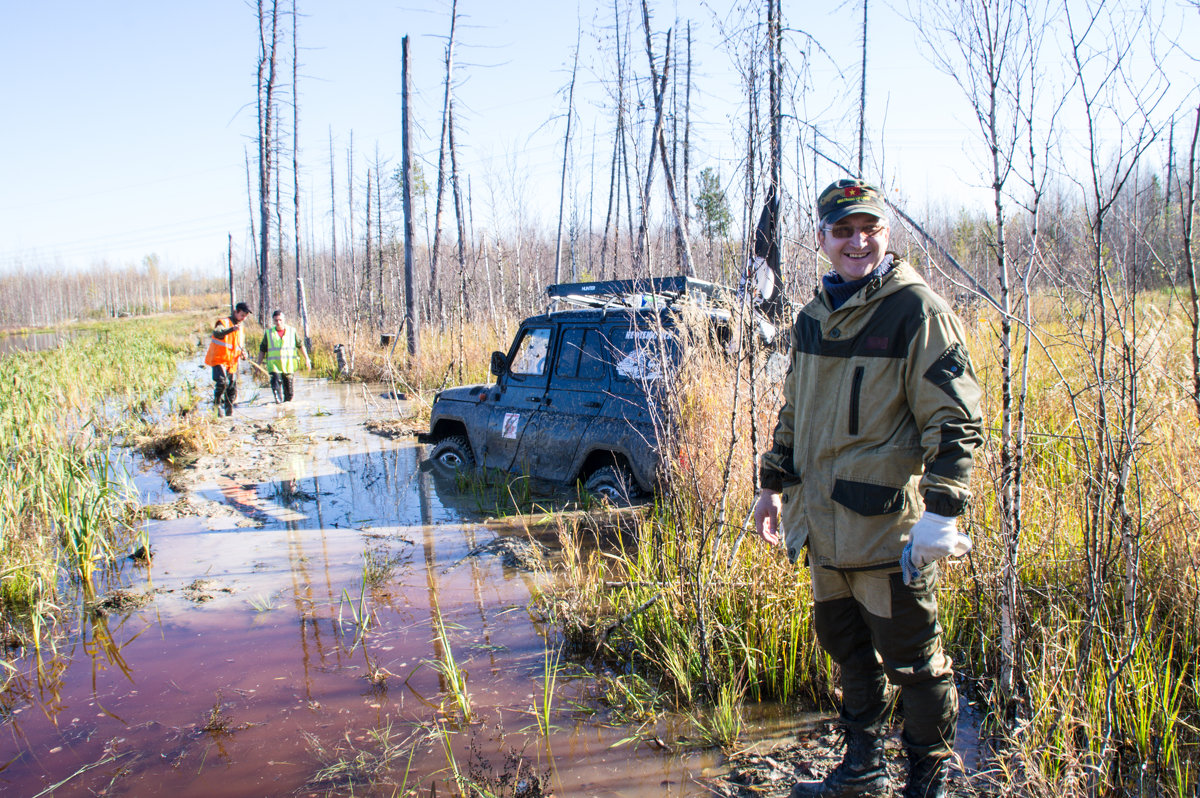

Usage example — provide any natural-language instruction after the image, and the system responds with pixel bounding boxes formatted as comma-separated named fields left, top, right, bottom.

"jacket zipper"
left=849, top=365, right=864, bottom=435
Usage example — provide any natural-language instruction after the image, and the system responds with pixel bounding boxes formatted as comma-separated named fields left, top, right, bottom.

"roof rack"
left=546, top=275, right=729, bottom=310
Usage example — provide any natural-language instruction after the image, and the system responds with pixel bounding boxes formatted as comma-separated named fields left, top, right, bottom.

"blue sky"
left=1, top=1, right=1194, bottom=277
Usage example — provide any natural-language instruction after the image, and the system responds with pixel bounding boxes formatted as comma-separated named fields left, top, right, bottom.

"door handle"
left=527, top=396, right=542, bottom=404
left=584, top=401, right=602, bottom=408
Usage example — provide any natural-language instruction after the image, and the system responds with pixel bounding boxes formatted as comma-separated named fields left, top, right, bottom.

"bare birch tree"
left=1058, top=2, right=1170, bottom=785
left=913, top=0, right=1038, bottom=712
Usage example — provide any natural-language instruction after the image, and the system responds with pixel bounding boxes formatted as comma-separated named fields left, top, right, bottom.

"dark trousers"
left=212, top=366, right=237, bottom=414
left=269, top=372, right=294, bottom=402
left=812, top=568, right=957, bottom=761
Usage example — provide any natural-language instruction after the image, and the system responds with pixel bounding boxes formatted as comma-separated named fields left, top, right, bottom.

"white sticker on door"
left=502, top=412, right=520, bottom=439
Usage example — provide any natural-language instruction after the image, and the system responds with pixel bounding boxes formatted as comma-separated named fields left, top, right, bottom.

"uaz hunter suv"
left=417, top=276, right=768, bottom=502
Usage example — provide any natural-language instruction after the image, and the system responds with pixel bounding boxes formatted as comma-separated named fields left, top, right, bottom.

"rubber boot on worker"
left=789, top=726, right=889, bottom=798
left=902, top=750, right=948, bottom=798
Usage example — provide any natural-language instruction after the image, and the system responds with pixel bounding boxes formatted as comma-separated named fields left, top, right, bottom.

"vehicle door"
left=516, top=324, right=610, bottom=482
left=483, top=325, right=552, bottom=472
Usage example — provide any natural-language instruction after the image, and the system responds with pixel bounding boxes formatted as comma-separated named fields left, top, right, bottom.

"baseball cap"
left=817, top=179, right=887, bottom=225
left=234, top=301, right=253, bottom=314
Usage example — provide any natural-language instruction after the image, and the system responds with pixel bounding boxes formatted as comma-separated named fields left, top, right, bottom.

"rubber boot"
left=790, top=726, right=889, bottom=798
left=902, top=751, right=948, bottom=798
left=214, top=386, right=226, bottom=416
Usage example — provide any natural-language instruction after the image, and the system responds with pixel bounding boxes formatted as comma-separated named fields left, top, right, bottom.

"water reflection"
left=0, top=373, right=722, bottom=797
left=0, top=331, right=67, bottom=357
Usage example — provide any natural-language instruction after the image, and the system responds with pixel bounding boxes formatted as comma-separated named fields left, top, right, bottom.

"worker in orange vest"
left=204, top=301, right=252, bottom=416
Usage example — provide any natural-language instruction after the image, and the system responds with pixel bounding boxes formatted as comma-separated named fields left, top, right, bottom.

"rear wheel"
left=583, top=464, right=641, bottom=506
left=431, top=435, right=475, bottom=473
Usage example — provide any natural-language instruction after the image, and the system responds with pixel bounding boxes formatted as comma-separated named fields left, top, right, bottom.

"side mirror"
left=490, top=350, right=508, bottom=378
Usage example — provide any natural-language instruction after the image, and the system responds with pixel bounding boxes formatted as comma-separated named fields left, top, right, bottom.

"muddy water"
left=0, top=365, right=735, bottom=797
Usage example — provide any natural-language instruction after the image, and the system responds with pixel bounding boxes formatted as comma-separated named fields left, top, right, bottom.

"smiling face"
left=818, top=212, right=890, bottom=282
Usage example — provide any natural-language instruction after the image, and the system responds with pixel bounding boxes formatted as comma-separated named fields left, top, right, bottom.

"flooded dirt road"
left=1, top=359, right=737, bottom=797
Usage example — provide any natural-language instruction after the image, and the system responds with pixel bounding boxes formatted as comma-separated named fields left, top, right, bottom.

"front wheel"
left=583, top=464, right=641, bottom=506
left=431, top=435, right=475, bottom=473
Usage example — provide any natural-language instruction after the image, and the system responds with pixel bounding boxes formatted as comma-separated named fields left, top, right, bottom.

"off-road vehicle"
left=417, top=276, right=771, bottom=502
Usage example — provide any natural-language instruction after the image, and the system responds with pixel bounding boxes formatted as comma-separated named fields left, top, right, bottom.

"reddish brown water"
left=0, top=373, right=735, bottom=797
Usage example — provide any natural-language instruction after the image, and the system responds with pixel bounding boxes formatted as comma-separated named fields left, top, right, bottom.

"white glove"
left=901, top=511, right=971, bottom=586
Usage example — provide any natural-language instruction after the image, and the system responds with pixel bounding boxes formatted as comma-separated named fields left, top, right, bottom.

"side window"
left=578, top=329, right=607, bottom=380
left=609, top=326, right=676, bottom=382
left=555, top=328, right=584, bottom=377
left=511, top=328, right=551, bottom=376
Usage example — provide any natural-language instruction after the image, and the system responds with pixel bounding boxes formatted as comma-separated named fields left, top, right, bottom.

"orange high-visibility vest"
left=204, top=317, right=244, bottom=368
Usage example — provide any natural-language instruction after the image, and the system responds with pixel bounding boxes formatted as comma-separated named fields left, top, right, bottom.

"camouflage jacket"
left=760, top=258, right=984, bottom=570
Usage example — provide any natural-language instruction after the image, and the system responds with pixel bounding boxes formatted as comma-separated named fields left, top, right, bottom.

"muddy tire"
left=431, top=435, right=475, bottom=473
left=583, top=464, right=641, bottom=506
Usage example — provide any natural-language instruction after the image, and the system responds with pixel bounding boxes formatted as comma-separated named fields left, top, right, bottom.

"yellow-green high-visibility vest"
left=264, top=326, right=300, bottom=373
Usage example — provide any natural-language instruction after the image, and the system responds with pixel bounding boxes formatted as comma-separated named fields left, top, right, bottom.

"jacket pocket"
left=779, top=481, right=808, bottom=564
left=831, top=478, right=906, bottom=516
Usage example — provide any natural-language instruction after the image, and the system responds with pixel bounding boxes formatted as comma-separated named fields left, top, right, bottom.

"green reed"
left=429, top=605, right=473, bottom=724
left=0, top=314, right=202, bottom=642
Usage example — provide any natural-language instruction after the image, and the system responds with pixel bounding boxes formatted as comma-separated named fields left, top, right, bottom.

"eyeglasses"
left=824, top=222, right=887, bottom=239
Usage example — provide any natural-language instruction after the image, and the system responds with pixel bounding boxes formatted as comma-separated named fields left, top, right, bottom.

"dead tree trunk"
left=256, top=0, right=282, bottom=320
left=554, top=37, right=580, bottom=285
left=292, top=0, right=309, bottom=347
left=346, top=132, right=355, bottom=329
left=1184, top=103, right=1200, bottom=419
left=683, top=22, right=692, bottom=272
left=401, top=35, right=419, bottom=357
left=764, top=0, right=784, bottom=316
left=365, top=166, right=374, bottom=325
left=449, top=102, right=469, bottom=382
left=375, top=153, right=384, bottom=331
left=857, top=0, right=868, bottom=177
left=329, top=127, right=338, bottom=296
left=633, top=1, right=669, bottom=275
left=244, top=146, right=259, bottom=275
left=227, top=233, right=234, bottom=314
left=430, top=0, right=459, bottom=329
left=641, top=14, right=695, bottom=277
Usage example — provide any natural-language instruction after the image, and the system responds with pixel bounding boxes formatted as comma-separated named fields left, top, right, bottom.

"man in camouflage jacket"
left=754, top=179, right=984, bottom=798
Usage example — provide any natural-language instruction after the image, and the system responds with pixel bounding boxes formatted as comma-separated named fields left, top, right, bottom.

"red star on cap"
left=843, top=186, right=863, bottom=198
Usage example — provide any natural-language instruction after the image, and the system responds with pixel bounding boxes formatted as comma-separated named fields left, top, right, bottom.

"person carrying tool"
left=204, top=302, right=253, bottom=416
left=257, top=309, right=310, bottom=403
left=753, top=179, right=984, bottom=798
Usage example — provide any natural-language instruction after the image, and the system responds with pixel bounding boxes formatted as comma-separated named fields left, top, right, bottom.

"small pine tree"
left=693, top=167, right=732, bottom=243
